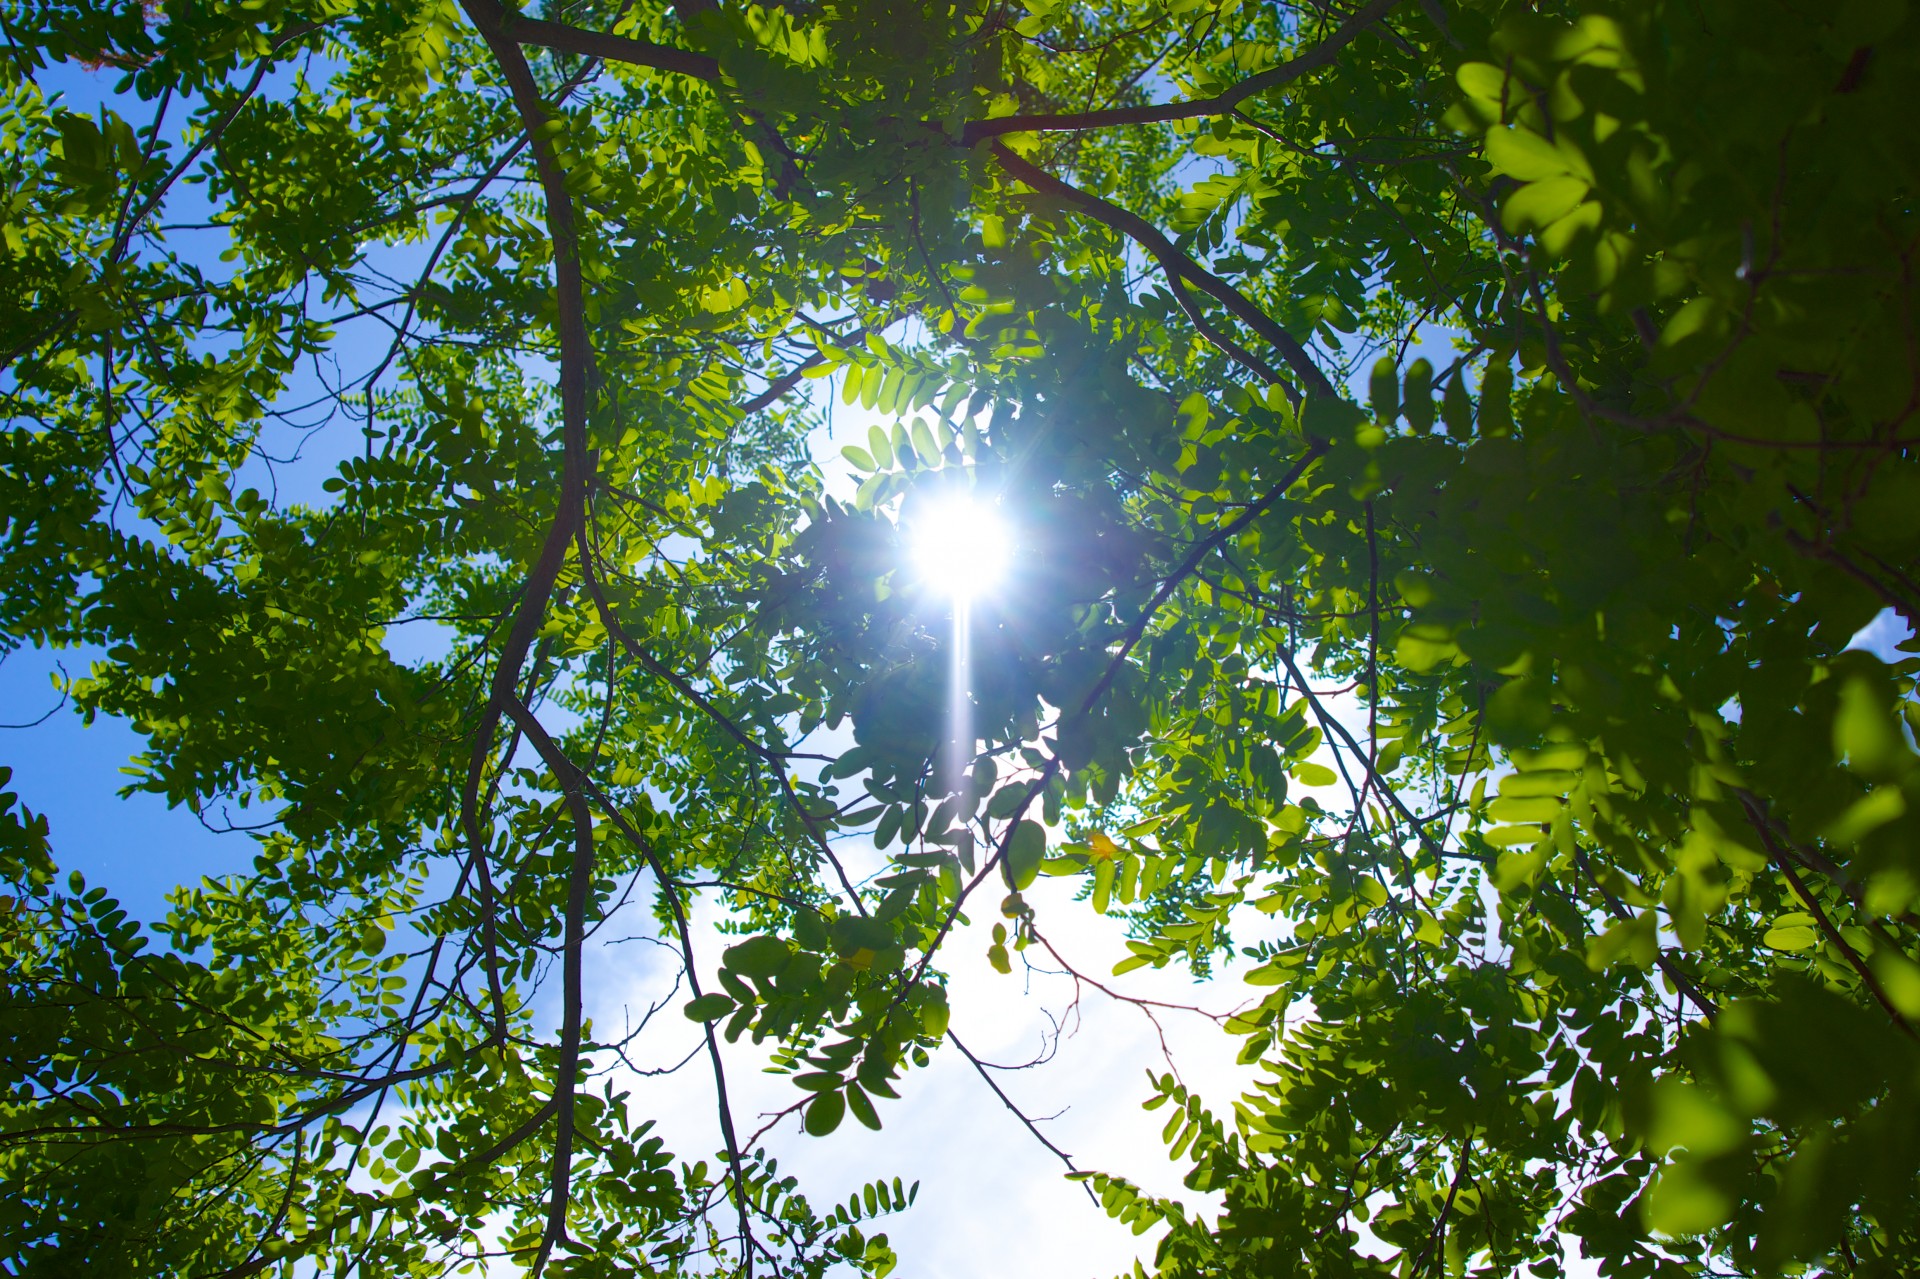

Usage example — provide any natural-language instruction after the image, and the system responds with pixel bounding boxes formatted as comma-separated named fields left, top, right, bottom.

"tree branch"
left=961, top=0, right=1401, bottom=143
left=1408, top=1137, right=1470, bottom=1277
left=570, top=770, right=758, bottom=1275
left=1738, top=794, right=1920, bottom=1040
left=946, top=1030, right=1097, bottom=1203
left=1571, top=847, right=1720, bottom=1025
left=480, top=3, right=719, bottom=80
left=452, top=2, right=603, bottom=1268
left=500, top=698, right=600, bottom=1275
left=989, top=143, right=1337, bottom=399
left=739, top=352, right=826, bottom=416
left=1735, top=790, right=1920, bottom=931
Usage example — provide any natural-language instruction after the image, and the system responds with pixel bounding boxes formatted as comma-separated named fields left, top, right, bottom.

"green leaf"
left=1301, top=395, right=1369, bottom=441
left=722, top=935, right=791, bottom=978
left=1823, top=786, right=1906, bottom=844
left=1646, top=1079, right=1746, bottom=1158
left=919, top=989, right=950, bottom=1038
left=867, top=424, right=895, bottom=468
left=1004, top=820, right=1045, bottom=891
left=1502, top=175, right=1590, bottom=233
left=1441, top=370, right=1473, bottom=436
left=1761, top=921, right=1818, bottom=952
left=1397, top=624, right=1459, bottom=671
left=1644, top=1158, right=1737, bottom=1238
left=1368, top=357, right=1399, bottom=423
left=795, top=1072, right=843, bottom=1092
left=1291, top=761, right=1338, bottom=787
left=1659, top=297, right=1718, bottom=349
left=1477, top=361, right=1514, bottom=437
left=1872, top=946, right=1920, bottom=1016
left=1484, top=125, right=1588, bottom=182
left=684, top=993, right=736, bottom=1022
left=1456, top=61, right=1510, bottom=103
left=1486, top=794, right=1561, bottom=823
left=845, top=1082, right=882, bottom=1130
left=910, top=418, right=939, bottom=465
left=803, top=1090, right=847, bottom=1136
left=1834, top=674, right=1905, bottom=776
left=1402, top=358, right=1435, bottom=433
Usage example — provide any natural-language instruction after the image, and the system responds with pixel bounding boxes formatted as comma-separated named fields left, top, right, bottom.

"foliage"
left=1, top=0, right=1917, bottom=1275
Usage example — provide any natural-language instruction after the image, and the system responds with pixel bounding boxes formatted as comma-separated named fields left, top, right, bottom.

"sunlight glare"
left=909, top=493, right=1011, bottom=601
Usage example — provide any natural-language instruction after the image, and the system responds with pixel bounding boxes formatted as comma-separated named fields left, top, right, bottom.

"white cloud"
left=589, top=873, right=1261, bottom=1279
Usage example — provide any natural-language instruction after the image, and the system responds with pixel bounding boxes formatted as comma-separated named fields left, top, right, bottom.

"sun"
left=908, top=491, right=1012, bottom=601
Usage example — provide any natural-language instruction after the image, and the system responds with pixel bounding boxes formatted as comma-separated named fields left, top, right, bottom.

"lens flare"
left=909, top=493, right=1011, bottom=601
left=905, top=491, right=1010, bottom=796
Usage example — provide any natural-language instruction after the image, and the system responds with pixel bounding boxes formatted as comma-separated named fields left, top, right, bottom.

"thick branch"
left=509, top=683, right=757, bottom=1272
left=480, top=3, right=719, bottom=80
left=1774, top=845, right=1918, bottom=1040
left=453, top=1, right=601, bottom=1269
left=739, top=352, right=826, bottom=416
left=501, top=699, right=600, bottom=1274
left=1779, top=525, right=1920, bottom=630
left=1735, top=790, right=1920, bottom=931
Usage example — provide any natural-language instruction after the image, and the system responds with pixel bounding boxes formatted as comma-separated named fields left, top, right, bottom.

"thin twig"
left=946, top=1030, right=1097, bottom=1203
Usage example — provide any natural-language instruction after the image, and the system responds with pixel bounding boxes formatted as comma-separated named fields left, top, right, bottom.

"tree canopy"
left=3, top=0, right=1919, bottom=1275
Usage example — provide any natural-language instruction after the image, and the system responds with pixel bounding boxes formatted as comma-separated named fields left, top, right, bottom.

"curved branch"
left=572, top=545, right=876, bottom=914
left=1408, top=1138, right=1470, bottom=1277
left=453, top=1, right=602, bottom=1269
left=112, top=22, right=325, bottom=258
left=989, top=143, right=1337, bottom=399
left=1570, top=846, right=1720, bottom=1025
left=1776, top=846, right=1919, bottom=1040
left=500, top=698, right=600, bottom=1275
left=1735, top=790, right=1920, bottom=932
left=739, top=352, right=826, bottom=416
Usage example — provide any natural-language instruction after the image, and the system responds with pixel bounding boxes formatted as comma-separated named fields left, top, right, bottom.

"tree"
left=2, top=0, right=1917, bottom=1274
